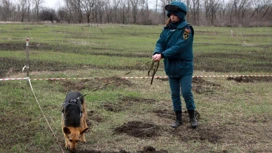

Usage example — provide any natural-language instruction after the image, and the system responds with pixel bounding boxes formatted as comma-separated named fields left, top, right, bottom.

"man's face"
left=170, top=14, right=180, bottom=23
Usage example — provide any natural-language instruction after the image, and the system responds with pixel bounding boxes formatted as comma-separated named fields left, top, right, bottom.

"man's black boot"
left=171, top=110, right=182, bottom=128
left=188, top=110, right=198, bottom=128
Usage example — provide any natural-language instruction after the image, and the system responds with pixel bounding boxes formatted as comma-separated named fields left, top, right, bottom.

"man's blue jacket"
left=154, top=22, right=194, bottom=77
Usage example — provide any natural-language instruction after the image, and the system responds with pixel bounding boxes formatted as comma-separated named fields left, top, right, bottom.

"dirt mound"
left=120, top=96, right=156, bottom=105
left=96, top=76, right=133, bottom=87
left=192, top=78, right=221, bottom=94
left=100, top=96, right=157, bottom=112
left=227, top=76, right=272, bottom=83
left=153, top=109, right=175, bottom=120
left=76, top=146, right=167, bottom=153
left=114, top=121, right=161, bottom=138
left=0, top=42, right=54, bottom=51
left=120, top=97, right=156, bottom=103
left=101, top=102, right=124, bottom=112
left=172, top=126, right=222, bottom=144
left=76, top=150, right=129, bottom=153
left=49, top=76, right=133, bottom=92
left=86, top=110, right=104, bottom=127
left=58, top=79, right=88, bottom=91
left=137, top=146, right=168, bottom=153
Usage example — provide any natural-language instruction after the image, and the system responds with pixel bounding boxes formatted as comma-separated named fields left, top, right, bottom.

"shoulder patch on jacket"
left=183, top=27, right=191, bottom=40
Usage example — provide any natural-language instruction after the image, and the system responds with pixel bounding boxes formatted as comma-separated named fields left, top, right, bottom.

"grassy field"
left=0, top=23, right=272, bottom=153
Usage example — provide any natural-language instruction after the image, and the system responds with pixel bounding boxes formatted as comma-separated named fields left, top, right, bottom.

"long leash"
left=147, top=61, right=160, bottom=85
left=24, top=38, right=64, bottom=152
left=27, top=77, right=65, bottom=153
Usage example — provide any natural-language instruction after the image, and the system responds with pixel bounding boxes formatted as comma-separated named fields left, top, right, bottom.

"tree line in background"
left=0, top=0, right=271, bottom=26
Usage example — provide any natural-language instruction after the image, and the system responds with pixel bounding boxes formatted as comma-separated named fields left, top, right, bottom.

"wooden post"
left=25, top=36, right=30, bottom=77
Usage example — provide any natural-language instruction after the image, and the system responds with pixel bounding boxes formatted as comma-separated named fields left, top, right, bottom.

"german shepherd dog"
left=61, top=92, right=88, bottom=151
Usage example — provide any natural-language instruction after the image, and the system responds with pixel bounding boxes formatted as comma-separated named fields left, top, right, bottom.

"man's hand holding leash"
left=148, top=53, right=162, bottom=85
left=152, top=53, right=162, bottom=62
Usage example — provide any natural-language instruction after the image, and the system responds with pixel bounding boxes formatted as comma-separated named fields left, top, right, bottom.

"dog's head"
left=63, top=126, right=88, bottom=151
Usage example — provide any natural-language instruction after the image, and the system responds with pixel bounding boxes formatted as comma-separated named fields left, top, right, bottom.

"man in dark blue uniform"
left=152, top=1, right=198, bottom=128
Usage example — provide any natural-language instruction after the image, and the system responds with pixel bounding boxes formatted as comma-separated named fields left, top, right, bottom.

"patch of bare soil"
left=227, top=76, right=272, bottom=83
left=0, top=58, right=24, bottom=77
left=101, top=102, right=124, bottom=112
left=96, top=76, right=133, bottom=88
left=50, top=76, right=133, bottom=92
left=77, top=146, right=167, bottom=153
left=0, top=42, right=150, bottom=58
left=153, top=109, right=175, bottom=120
left=0, top=57, right=80, bottom=75
left=57, top=79, right=89, bottom=92
left=76, top=150, right=128, bottom=153
left=114, top=121, right=161, bottom=138
left=153, top=109, right=200, bottom=123
left=246, top=114, right=269, bottom=123
left=120, top=96, right=156, bottom=105
left=88, top=110, right=104, bottom=123
left=0, top=42, right=55, bottom=51
left=0, top=58, right=146, bottom=76
left=152, top=109, right=222, bottom=144
left=100, top=96, right=156, bottom=112
left=137, top=146, right=168, bottom=153
left=192, top=78, right=221, bottom=94
left=153, top=77, right=223, bottom=95
left=171, top=125, right=223, bottom=144
left=159, top=110, right=222, bottom=144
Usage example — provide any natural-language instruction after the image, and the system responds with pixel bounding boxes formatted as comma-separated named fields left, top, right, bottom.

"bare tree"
left=25, top=0, right=31, bottom=22
left=190, top=0, right=200, bottom=25
left=128, top=0, right=151, bottom=24
left=17, top=0, right=25, bottom=22
left=112, top=0, right=122, bottom=23
left=81, top=0, right=95, bottom=23
left=33, top=0, right=44, bottom=21
left=104, top=0, right=113, bottom=23
left=64, top=0, right=83, bottom=23
left=160, top=0, right=171, bottom=22
left=138, top=0, right=152, bottom=24
left=64, top=0, right=74, bottom=23
left=95, top=0, right=107, bottom=23
left=120, top=0, right=130, bottom=24
left=155, top=0, right=158, bottom=13
left=227, top=0, right=252, bottom=26
left=216, top=0, right=228, bottom=26
left=130, top=0, right=139, bottom=24
left=0, top=0, right=13, bottom=21
left=57, top=7, right=69, bottom=23
left=250, top=0, right=271, bottom=20
left=0, top=0, right=270, bottom=26
left=204, top=0, right=221, bottom=25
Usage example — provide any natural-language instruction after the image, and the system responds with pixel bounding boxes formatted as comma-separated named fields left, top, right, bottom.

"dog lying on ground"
left=61, top=91, right=88, bottom=151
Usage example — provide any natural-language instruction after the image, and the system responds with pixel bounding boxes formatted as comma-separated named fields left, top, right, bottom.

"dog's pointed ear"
left=77, top=94, right=87, bottom=104
left=63, top=127, right=71, bottom=134
left=80, top=128, right=89, bottom=134
left=77, top=94, right=87, bottom=100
